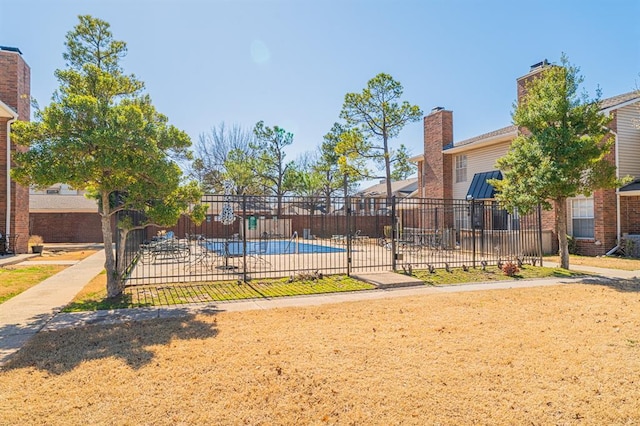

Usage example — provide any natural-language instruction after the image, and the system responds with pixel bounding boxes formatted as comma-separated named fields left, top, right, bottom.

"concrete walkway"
left=1, top=251, right=638, bottom=367
left=0, top=250, right=106, bottom=366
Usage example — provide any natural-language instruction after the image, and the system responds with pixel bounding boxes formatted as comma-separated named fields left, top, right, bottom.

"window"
left=571, top=198, right=594, bottom=238
left=455, top=155, right=467, bottom=183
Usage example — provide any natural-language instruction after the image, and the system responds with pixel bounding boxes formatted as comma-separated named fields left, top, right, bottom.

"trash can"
left=303, top=228, right=311, bottom=239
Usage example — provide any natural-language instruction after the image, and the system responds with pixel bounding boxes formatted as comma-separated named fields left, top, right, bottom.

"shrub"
left=28, top=235, right=44, bottom=246
left=501, top=261, right=520, bottom=277
left=567, top=235, right=578, bottom=255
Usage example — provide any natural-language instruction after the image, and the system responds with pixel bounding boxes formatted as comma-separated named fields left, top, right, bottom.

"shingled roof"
left=29, top=194, right=98, bottom=213
left=357, top=178, right=418, bottom=198
left=599, top=91, right=640, bottom=110
left=446, top=125, right=518, bottom=150
left=446, top=91, right=640, bottom=152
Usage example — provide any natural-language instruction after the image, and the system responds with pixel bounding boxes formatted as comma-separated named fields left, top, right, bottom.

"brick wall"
left=0, top=49, right=30, bottom=253
left=29, top=213, right=110, bottom=243
left=593, top=188, right=618, bottom=255
left=620, top=196, right=640, bottom=235
left=539, top=206, right=558, bottom=254
left=580, top=113, right=619, bottom=256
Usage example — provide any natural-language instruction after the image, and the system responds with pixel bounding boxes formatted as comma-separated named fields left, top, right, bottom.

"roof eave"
left=0, top=99, right=18, bottom=119
left=600, top=96, right=640, bottom=114
left=444, top=131, right=517, bottom=154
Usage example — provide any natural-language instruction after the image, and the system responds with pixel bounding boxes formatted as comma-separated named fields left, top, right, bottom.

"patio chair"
left=353, top=230, right=369, bottom=245
left=331, top=234, right=347, bottom=245
left=186, top=240, right=226, bottom=272
left=244, top=236, right=271, bottom=271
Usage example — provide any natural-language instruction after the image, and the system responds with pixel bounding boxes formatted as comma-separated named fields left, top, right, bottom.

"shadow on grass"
left=576, top=275, right=640, bottom=293
left=551, top=270, right=590, bottom=278
left=64, top=293, right=152, bottom=311
left=2, top=312, right=219, bottom=374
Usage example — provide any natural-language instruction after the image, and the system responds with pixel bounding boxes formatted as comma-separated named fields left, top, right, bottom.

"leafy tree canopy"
left=191, top=122, right=256, bottom=193
left=490, top=55, right=625, bottom=269
left=252, top=121, right=298, bottom=215
left=11, top=15, right=204, bottom=297
left=339, top=73, right=421, bottom=203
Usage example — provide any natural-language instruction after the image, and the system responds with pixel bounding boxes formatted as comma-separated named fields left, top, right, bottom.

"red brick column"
left=0, top=48, right=31, bottom=253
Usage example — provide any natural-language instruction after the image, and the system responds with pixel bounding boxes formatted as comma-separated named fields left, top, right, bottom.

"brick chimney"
left=0, top=46, right=30, bottom=253
left=422, top=107, right=453, bottom=199
left=516, top=59, right=551, bottom=105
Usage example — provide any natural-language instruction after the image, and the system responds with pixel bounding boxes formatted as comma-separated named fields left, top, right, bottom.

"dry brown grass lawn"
left=1, top=282, right=639, bottom=425
left=545, top=254, right=640, bottom=270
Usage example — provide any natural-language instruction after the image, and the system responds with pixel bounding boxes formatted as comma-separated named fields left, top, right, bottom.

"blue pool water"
left=204, top=240, right=345, bottom=256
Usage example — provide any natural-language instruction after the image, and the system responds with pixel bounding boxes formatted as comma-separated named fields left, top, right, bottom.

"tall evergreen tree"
left=252, top=121, right=298, bottom=216
left=491, top=56, right=623, bottom=269
left=339, top=73, right=422, bottom=204
left=11, top=16, right=204, bottom=297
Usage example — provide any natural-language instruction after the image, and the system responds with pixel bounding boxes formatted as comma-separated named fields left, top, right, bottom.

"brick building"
left=29, top=185, right=105, bottom=243
left=413, top=61, right=640, bottom=256
left=0, top=46, right=30, bottom=253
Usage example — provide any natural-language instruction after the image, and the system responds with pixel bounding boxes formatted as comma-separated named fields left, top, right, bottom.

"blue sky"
left=1, top=0, right=639, bottom=180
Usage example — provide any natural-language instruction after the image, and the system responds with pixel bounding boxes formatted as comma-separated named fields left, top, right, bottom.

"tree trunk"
left=554, top=197, right=570, bottom=269
left=100, top=191, right=123, bottom=298
left=116, top=228, right=129, bottom=279
left=325, top=193, right=331, bottom=215
left=383, top=135, right=393, bottom=208
left=276, top=193, right=282, bottom=218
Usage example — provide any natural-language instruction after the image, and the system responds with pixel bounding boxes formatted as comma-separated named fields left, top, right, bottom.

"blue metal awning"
left=620, top=179, right=640, bottom=193
left=466, top=170, right=502, bottom=199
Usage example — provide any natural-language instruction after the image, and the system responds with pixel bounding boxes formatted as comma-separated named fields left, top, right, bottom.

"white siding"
left=617, top=104, right=640, bottom=179
left=452, top=140, right=512, bottom=199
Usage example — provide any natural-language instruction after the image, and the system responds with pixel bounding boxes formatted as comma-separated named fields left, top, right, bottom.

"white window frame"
left=455, top=155, right=467, bottom=183
left=569, top=197, right=594, bottom=239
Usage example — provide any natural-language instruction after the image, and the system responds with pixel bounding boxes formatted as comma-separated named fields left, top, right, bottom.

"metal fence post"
left=391, top=195, right=397, bottom=271
left=242, top=195, right=248, bottom=282
left=537, top=203, right=544, bottom=266
left=115, top=211, right=120, bottom=273
left=345, top=195, right=351, bottom=276
left=471, top=200, right=476, bottom=268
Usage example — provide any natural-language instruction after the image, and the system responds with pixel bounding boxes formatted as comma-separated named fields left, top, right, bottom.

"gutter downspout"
left=6, top=113, right=18, bottom=238
left=606, top=127, right=621, bottom=256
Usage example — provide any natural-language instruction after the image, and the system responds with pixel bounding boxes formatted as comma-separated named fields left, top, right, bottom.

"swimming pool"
left=204, top=240, right=346, bottom=255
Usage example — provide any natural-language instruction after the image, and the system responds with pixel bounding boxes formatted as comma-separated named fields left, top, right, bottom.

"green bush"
left=567, top=235, right=578, bottom=255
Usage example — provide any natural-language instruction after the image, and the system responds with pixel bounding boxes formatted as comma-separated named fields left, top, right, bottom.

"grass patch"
left=66, top=266, right=583, bottom=312
left=408, top=265, right=583, bottom=286
left=0, top=264, right=68, bottom=304
left=544, top=254, right=640, bottom=270
left=63, top=270, right=134, bottom=311
left=64, top=274, right=376, bottom=311
left=4, top=284, right=639, bottom=424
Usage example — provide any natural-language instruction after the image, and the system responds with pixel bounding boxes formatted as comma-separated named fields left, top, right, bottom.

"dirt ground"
left=26, top=249, right=97, bottom=262
left=1, top=281, right=639, bottom=425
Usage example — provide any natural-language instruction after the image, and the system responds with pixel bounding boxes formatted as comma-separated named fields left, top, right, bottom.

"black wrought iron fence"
left=117, top=195, right=543, bottom=286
